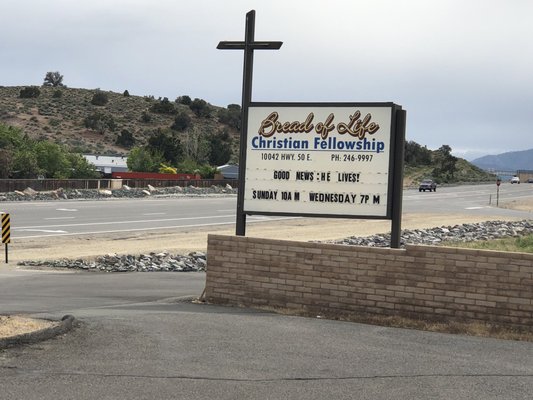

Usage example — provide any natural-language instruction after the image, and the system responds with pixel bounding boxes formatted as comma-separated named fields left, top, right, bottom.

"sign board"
left=243, top=103, right=401, bottom=219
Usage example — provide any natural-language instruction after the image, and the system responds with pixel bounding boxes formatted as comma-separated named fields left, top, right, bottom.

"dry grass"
left=500, top=197, right=533, bottom=212
left=446, top=234, right=533, bottom=254
left=248, top=305, right=533, bottom=342
left=0, top=315, right=57, bottom=339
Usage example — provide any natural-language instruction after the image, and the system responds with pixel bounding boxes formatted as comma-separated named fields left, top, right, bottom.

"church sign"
left=244, top=103, right=402, bottom=219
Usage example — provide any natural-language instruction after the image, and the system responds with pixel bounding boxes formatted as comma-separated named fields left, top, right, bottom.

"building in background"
left=83, top=155, right=128, bottom=176
left=217, top=164, right=239, bottom=179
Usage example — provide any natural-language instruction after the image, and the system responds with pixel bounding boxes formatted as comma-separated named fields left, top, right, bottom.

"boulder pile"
left=17, top=220, right=533, bottom=272
left=0, top=184, right=237, bottom=201
left=329, top=220, right=533, bottom=247
left=18, top=251, right=207, bottom=272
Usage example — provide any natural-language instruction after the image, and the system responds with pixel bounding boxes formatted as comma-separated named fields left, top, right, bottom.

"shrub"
left=147, top=130, right=183, bottom=164
left=123, top=90, right=130, bottom=97
left=140, top=111, right=152, bottom=123
left=208, top=130, right=233, bottom=165
left=116, top=129, right=136, bottom=148
left=84, top=111, right=116, bottom=133
left=19, top=86, right=41, bottom=98
left=218, top=104, right=241, bottom=130
left=159, top=164, right=177, bottom=174
left=189, top=98, right=210, bottom=117
left=52, top=90, right=63, bottom=99
left=127, top=146, right=164, bottom=172
left=150, top=97, right=176, bottom=114
left=176, top=95, right=192, bottom=105
left=171, top=111, right=192, bottom=131
left=91, top=90, right=109, bottom=106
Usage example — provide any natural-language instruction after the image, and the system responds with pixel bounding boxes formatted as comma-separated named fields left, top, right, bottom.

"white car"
left=510, top=176, right=520, bottom=184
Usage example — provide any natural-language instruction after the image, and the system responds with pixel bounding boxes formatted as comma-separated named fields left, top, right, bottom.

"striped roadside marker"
left=1, top=213, right=10, bottom=263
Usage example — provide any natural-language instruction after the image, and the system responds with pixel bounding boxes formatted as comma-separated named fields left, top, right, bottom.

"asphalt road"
left=0, top=269, right=532, bottom=400
left=2, top=183, right=532, bottom=240
left=0, top=183, right=531, bottom=399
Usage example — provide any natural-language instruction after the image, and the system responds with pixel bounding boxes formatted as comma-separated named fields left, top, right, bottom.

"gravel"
left=19, top=251, right=207, bottom=273
left=328, top=219, right=533, bottom=247
left=17, top=220, right=533, bottom=272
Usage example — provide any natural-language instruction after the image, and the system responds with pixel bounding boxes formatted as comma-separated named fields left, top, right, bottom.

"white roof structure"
left=83, top=155, right=129, bottom=174
left=217, top=164, right=239, bottom=179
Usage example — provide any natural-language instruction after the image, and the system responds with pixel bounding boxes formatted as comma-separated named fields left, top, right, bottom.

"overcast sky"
left=1, top=0, right=532, bottom=159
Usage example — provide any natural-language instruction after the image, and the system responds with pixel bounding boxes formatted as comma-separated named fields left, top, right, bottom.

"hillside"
left=403, top=159, right=496, bottom=187
left=0, top=86, right=238, bottom=156
left=471, top=148, right=533, bottom=171
left=0, top=85, right=495, bottom=185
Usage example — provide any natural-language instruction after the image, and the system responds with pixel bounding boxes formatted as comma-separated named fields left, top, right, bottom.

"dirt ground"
left=0, top=315, right=57, bottom=339
left=7, top=212, right=528, bottom=264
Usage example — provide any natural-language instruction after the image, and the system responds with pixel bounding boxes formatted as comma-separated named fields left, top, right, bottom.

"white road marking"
left=142, top=213, right=166, bottom=216
left=56, top=208, right=78, bottom=212
left=465, top=206, right=485, bottom=210
left=14, top=214, right=236, bottom=229
left=18, top=229, right=68, bottom=233
left=13, top=217, right=296, bottom=239
left=45, top=217, right=76, bottom=220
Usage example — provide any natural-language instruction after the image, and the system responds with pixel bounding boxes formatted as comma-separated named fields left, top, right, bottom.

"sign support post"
left=496, top=178, right=501, bottom=207
left=217, top=10, right=282, bottom=236
left=391, top=109, right=406, bottom=248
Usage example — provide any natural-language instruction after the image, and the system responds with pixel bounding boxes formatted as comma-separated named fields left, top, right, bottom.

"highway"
left=1, top=183, right=531, bottom=240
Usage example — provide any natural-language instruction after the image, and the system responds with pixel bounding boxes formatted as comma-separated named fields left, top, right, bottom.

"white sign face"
left=244, top=105, right=394, bottom=217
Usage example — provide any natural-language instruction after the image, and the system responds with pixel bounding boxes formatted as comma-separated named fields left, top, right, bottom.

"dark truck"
left=419, top=179, right=437, bottom=192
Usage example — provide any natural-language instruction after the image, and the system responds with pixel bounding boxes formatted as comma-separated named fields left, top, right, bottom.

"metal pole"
left=5, top=244, right=7, bottom=264
left=391, top=109, right=406, bottom=248
left=497, top=185, right=499, bottom=207
left=235, top=10, right=256, bottom=236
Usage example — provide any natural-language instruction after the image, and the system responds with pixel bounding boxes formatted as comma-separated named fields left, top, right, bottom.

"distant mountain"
left=471, top=149, right=533, bottom=171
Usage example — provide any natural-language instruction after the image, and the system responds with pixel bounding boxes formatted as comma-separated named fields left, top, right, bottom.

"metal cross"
left=217, top=10, right=282, bottom=236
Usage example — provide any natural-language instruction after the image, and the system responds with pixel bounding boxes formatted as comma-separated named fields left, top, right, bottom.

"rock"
left=18, top=220, right=533, bottom=273
left=123, top=185, right=131, bottom=191
left=147, top=185, right=156, bottom=192
left=142, top=190, right=151, bottom=196
left=1, top=184, right=237, bottom=202
left=225, top=184, right=233, bottom=190
left=23, top=187, right=38, bottom=196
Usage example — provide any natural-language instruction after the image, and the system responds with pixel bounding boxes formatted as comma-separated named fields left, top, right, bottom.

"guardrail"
left=0, top=179, right=239, bottom=193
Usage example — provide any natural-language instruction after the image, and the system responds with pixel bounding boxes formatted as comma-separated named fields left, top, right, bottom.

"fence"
left=0, top=179, right=239, bottom=193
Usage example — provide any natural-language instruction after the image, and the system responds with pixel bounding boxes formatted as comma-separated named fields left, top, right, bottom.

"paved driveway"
left=0, top=269, right=532, bottom=399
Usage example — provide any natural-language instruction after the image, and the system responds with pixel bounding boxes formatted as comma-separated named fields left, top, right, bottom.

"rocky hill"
left=0, top=85, right=495, bottom=185
left=0, top=86, right=238, bottom=156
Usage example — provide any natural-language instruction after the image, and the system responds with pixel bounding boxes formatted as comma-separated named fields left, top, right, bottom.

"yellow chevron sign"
left=1, top=213, right=10, bottom=244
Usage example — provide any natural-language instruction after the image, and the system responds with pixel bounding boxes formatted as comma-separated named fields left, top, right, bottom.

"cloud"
left=1, top=0, right=532, bottom=157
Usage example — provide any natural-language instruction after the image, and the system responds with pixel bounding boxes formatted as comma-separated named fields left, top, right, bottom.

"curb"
left=0, top=315, right=76, bottom=350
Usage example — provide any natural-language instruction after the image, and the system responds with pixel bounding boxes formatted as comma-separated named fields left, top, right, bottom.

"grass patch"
left=246, top=305, right=533, bottom=342
left=445, top=234, right=533, bottom=253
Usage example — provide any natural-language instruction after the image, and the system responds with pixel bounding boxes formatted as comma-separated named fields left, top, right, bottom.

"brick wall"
left=205, top=234, right=533, bottom=328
